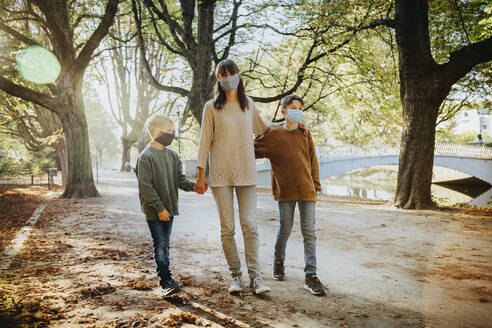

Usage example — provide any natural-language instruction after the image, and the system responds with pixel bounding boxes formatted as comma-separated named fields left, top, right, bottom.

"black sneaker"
left=272, top=261, right=286, bottom=281
left=161, top=278, right=180, bottom=296
left=304, top=274, right=326, bottom=296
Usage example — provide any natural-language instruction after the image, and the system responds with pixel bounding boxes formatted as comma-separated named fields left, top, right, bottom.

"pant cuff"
left=231, top=272, right=242, bottom=278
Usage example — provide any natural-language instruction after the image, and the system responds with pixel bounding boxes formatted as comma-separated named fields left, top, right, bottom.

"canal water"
left=321, top=165, right=491, bottom=207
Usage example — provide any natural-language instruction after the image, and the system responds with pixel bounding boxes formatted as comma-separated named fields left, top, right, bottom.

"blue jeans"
left=147, top=217, right=174, bottom=285
left=275, top=201, right=317, bottom=274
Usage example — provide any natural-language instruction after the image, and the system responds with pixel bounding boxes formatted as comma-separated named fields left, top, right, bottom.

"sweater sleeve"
left=197, top=102, right=214, bottom=169
left=137, top=156, right=166, bottom=213
left=308, top=135, right=321, bottom=192
left=177, top=157, right=195, bottom=192
left=250, top=98, right=269, bottom=135
left=254, top=128, right=272, bottom=159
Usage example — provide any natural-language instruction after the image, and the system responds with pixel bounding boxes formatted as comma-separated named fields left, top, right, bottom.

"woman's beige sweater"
left=197, top=97, right=269, bottom=187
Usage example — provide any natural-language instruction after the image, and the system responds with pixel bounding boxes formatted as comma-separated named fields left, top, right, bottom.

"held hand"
left=196, top=176, right=208, bottom=194
left=298, top=123, right=311, bottom=136
left=194, top=183, right=206, bottom=195
left=158, top=210, right=171, bottom=222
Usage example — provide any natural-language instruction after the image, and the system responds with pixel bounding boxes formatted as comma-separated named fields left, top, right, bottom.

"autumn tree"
left=132, top=0, right=398, bottom=129
left=95, top=14, right=181, bottom=170
left=300, top=0, right=490, bottom=208
left=393, top=0, right=491, bottom=209
left=0, top=0, right=120, bottom=198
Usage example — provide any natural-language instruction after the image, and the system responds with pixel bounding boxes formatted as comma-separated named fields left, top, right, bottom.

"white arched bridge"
left=256, top=143, right=492, bottom=187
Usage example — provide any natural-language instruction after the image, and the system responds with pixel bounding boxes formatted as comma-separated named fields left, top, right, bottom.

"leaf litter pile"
left=0, top=190, right=247, bottom=327
left=0, top=185, right=49, bottom=252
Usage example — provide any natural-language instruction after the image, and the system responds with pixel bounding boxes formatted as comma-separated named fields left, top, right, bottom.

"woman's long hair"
left=213, top=60, right=249, bottom=111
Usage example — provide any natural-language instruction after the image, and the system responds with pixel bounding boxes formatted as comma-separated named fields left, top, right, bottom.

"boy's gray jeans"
left=275, top=201, right=317, bottom=275
left=212, top=185, right=260, bottom=279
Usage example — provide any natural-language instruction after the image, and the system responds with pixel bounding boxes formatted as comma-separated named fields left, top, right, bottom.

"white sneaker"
left=228, top=276, right=244, bottom=294
left=251, top=277, right=271, bottom=295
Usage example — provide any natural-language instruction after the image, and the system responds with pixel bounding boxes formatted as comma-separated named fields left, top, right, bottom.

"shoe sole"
left=253, top=287, right=271, bottom=295
left=304, top=285, right=325, bottom=296
left=229, top=289, right=243, bottom=294
left=272, top=273, right=286, bottom=281
left=163, top=287, right=181, bottom=297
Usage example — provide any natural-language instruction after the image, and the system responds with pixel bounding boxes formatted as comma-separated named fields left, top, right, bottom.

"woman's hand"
left=298, top=123, right=311, bottom=136
left=194, top=183, right=206, bottom=195
left=196, top=167, right=208, bottom=194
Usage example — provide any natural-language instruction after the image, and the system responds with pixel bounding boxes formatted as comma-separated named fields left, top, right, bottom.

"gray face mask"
left=219, top=74, right=240, bottom=92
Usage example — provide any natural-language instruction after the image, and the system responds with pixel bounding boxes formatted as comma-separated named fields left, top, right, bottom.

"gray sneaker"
left=228, top=276, right=244, bottom=294
left=250, top=277, right=271, bottom=295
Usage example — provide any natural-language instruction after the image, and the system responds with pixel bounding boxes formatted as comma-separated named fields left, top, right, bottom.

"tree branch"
left=0, top=21, right=41, bottom=46
left=252, top=36, right=352, bottom=103
left=0, top=77, right=59, bottom=113
left=74, top=0, right=120, bottom=75
left=451, top=0, right=471, bottom=44
left=440, top=36, right=492, bottom=88
left=132, top=0, right=191, bottom=97
left=148, top=11, right=187, bottom=57
left=329, top=18, right=396, bottom=33
left=143, top=0, right=188, bottom=52
left=218, top=0, right=241, bottom=61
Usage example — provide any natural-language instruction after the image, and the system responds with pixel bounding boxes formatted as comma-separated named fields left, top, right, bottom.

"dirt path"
left=1, top=171, right=491, bottom=327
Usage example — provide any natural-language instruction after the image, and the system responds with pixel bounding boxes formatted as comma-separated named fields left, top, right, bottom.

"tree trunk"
left=120, top=137, right=132, bottom=171
left=59, top=89, right=99, bottom=198
left=393, top=0, right=492, bottom=209
left=393, top=0, right=444, bottom=209
left=187, top=79, right=214, bottom=124
left=394, top=92, right=441, bottom=209
left=190, top=1, right=215, bottom=124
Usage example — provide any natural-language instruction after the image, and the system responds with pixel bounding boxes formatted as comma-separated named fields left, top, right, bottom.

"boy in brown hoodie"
left=254, top=95, right=326, bottom=296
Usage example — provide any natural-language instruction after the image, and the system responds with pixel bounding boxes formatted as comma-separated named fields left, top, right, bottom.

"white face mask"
left=286, top=109, right=304, bottom=123
left=219, top=74, right=240, bottom=91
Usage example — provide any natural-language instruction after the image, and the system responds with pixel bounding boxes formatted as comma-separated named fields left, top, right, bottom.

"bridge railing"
left=315, top=145, right=398, bottom=159
left=434, top=143, right=492, bottom=159
left=256, top=143, right=492, bottom=165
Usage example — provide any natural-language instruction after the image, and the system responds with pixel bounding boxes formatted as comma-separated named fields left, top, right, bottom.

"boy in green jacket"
left=136, top=114, right=203, bottom=296
left=254, top=95, right=326, bottom=296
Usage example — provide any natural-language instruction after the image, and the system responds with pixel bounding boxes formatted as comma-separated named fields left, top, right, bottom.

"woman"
left=196, top=59, right=272, bottom=295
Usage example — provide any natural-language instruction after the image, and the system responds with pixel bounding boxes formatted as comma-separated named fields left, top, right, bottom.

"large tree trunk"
left=183, top=1, right=215, bottom=124
left=59, top=88, right=99, bottom=198
left=120, top=137, right=132, bottom=171
left=187, top=78, right=214, bottom=124
left=393, top=0, right=446, bottom=209
left=393, top=0, right=491, bottom=209
left=394, top=93, right=441, bottom=208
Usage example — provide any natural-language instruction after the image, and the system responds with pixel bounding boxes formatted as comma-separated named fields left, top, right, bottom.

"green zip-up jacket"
left=135, top=146, right=195, bottom=221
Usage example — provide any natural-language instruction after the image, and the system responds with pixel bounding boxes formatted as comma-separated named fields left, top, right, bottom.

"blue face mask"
left=219, top=74, right=240, bottom=91
left=286, top=109, right=304, bottom=123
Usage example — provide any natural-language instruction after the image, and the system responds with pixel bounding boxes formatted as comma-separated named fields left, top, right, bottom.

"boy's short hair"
left=144, top=114, right=175, bottom=138
left=281, top=94, right=304, bottom=110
